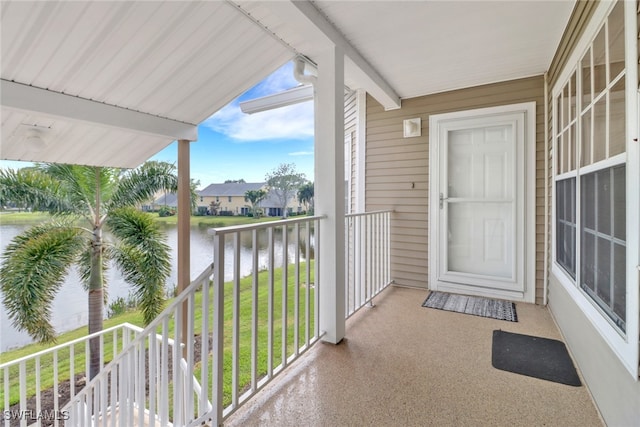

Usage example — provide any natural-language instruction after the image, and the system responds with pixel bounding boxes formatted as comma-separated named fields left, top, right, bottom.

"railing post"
left=212, top=231, right=225, bottom=426
left=315, top=44, right=346, bottom=344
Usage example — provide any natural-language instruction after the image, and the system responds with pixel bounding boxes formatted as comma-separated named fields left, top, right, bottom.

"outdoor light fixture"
left=403, top=118, right=421, bottom=138
left=22, top=125, right=49, bottom=152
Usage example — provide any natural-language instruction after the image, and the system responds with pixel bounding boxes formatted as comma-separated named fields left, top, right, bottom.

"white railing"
left=345, top=210, right=392, bottom=318
left=62, top=264, right=213, bottom=427
left=62, top=215, right=323, bottom=426
left=1, top=323, right=144, bottom=427
left=209, top=215, right=322, bottom=424
left=58, top=212, right=392, bottom=426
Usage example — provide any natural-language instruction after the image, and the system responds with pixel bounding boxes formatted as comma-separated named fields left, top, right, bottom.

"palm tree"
left=297, top=182, right=314, bottom=214
left=0, top=161, right=177, bottom=378
left=244, top=189, right=267, bottom=218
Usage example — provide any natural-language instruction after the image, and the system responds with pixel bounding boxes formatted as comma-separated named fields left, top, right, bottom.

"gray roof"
left=199, top=182, right=265, bottom=197
left=257, top=189, right=295, bottom=208
left=153, top=192, right=178, bottom=207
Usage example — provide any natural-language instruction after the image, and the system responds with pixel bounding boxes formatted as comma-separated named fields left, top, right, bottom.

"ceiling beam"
left=1, top=79, right=198, bottom=141
left=261, top=1, right=401, bottom=110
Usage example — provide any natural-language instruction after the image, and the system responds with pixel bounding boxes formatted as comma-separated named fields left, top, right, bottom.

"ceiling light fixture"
left=22, top=125, right=49, bottom=152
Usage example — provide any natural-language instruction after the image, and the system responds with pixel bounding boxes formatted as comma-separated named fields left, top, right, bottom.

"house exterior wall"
left=365, top=76, right=545, bottom=299
left=198, top=195, right=251, bottom=215
left=544, top=1, right=640, bottom=424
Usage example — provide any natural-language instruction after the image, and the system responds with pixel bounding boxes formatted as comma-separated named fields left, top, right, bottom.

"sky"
left=0, top=61, right=315, bottom=189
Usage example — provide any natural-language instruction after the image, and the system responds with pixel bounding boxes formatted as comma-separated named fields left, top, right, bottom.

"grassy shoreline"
left=0, top=211, right=281, bottom=227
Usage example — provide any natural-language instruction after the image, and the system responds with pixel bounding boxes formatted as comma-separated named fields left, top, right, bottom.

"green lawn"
left=0, top=211, right=53, bottom=224
left=0, top=261, right=315, bottom=411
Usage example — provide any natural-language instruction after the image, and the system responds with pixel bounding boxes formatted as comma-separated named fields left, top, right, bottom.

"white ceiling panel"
left=1, top=0, right=293, bottom=167
left=1, top=0, right=576, bottom=167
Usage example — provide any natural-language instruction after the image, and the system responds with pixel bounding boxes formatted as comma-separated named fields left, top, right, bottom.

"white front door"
left=429, top=103, right=535, bottom=302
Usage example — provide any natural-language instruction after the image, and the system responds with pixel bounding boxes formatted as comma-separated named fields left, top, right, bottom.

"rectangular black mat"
left=422, top=291, right=517, bottom=322
left=492, top=330, right=581, bottom=386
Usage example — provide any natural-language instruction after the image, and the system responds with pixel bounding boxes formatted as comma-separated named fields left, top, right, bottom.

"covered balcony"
left=2, top=0, right=639, bottom=425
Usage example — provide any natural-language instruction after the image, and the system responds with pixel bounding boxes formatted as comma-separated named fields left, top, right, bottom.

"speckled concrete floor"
left=225, top=286, right=603, bottom=427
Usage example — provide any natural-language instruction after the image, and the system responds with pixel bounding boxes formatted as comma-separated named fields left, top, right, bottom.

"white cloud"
left=203, top=101, right=314, bottom=142
left=244, top=62, right=299, bottom=98
left=288, top=151, right=313, bottom=156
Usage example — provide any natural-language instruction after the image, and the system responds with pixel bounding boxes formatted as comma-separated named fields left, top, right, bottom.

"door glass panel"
left=448, top=202, right=513, bottom=278
left=448, top=126, right=513, bottom=199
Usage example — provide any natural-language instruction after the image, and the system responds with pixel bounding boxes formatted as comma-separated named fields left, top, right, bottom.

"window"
left=228, top=196, right=232, bottom=203
left=553, top=1, right=629, bottom=333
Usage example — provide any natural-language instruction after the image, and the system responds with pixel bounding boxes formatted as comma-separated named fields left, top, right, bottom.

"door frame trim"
left=428, top=102, right=537, bottom=303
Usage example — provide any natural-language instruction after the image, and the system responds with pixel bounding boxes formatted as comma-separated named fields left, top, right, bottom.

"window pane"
left=556, top=178, right=576, bottom=278
left=613, top=165, right=626, bottom=239
left=608, top=1, right=625, bottom=80
left=581, top=231, right=596, bottom=292
left=593, top=26, right=607, bottom=95
left=609, top=77, right=626, bottom=157
left=596, top=169, right=611, bottom=235
left=593, top=96, right=606, bottom=163
left=613, top=242, right=626, bottom=321
left=562, top=85, right=569, bottom=128
left=580, top=165, right=626, bottom=331
left=582, top=172, right=595, bottom=230
left=562, top=133, right=569, bottom=173
left=570, top=72, right=577, bottom=120
left=596, top=237, right=611, bottom=303
left=581, top=49, right=592, bottom=108
left=581, top=110, right=592, bottom=166
left=556, top=135, right=562, bottom=173
left=570, top=123, right=576, bottom=171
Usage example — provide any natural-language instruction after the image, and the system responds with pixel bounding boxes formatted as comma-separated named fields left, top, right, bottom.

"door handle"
left=439, top=193, right=448, bottom=209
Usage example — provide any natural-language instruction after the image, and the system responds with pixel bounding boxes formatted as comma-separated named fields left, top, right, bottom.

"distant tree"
left=244, top=189, right=267, bottom=218
left=209, top=200, right=221, bottom=216
left=265, top=163, right=306, bottom=218
left=224, top=179, right=246, bottom=184
left=297, top=182, right=314, bottom=214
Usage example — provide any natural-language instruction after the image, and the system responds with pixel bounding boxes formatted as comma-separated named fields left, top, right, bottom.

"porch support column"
left=177, top=139, right=191, bottom=352
left=315, top=45, right=346, bottom=344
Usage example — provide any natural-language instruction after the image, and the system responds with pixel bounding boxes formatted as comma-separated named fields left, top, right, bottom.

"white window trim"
left=550, top=0, right=639, bottom=378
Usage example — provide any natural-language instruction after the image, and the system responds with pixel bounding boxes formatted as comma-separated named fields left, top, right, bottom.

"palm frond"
left=106, top=207, right=171, bottom=324
left=0, top=222, right=85, bottom=342
left=0, top=167, right=73, bottom=213
left=108, top=161, right=178, bottom=210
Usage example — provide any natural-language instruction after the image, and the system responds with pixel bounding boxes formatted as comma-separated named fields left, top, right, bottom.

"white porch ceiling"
left=0, top=1, right=293, bottom=167
left=1, top=0, right=575, bottom=168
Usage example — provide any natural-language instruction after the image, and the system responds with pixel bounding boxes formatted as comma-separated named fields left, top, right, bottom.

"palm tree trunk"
left=89, top=167, right=103, bottom=380
left=88, top=230, right=104, bottom=379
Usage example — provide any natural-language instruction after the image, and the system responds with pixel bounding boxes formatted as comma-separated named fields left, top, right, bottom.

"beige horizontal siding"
left=366, top=76, right=546, bottom=303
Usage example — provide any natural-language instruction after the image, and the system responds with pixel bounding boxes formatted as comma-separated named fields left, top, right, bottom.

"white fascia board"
left=263, top=1, right=401, bottom=110
left=239, top=85, right=313, bottom=114
left=1, top=80, right=198, bottom=141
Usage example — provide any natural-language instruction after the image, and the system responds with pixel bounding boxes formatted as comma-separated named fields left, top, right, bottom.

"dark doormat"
left=492, top=330, right=581, bottom=386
